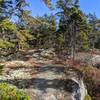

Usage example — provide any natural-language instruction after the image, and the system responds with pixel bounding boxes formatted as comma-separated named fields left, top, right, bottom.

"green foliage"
left=42, top=0, right=52, bottom=8
left=88, top=13, right=100, bottom=49
left=16, top=28, right=33, bottom=49
left=0, top=39, right=15, bottom=48
left=0, top=0, right=30, bottom=50
left=0, top=19, right=17, bottom=31
left=56, top=0, right=91, bottom=57
left=84, top=94, right=92, bottom=100
left=0, top=0, right=27, bottom=19
left=27, top=14, right=56, bottom=48
left=0, top=19, right=17, bottom=49
left=0, top=83, right=30, bottom=100
left=58, top=34, right=65, bottom=44
left=17, top=29, right=33, bottom=41
left=0, top=0, right=99, bottom=52
left=79, top=32, right=90, bottom=51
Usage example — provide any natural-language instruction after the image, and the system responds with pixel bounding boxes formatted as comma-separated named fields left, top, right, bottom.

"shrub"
left=0, top=83, right=30, bottom=100
left=80, top=66, right=100, bottom=99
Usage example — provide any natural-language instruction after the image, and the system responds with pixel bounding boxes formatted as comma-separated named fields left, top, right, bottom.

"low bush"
left=0, top=83, right=30, bottom=100
left=80, top=66, right=100, bottom=99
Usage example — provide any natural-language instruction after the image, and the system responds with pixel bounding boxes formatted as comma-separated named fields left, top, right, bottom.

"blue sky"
left=27, top=0, right=100, bottom=18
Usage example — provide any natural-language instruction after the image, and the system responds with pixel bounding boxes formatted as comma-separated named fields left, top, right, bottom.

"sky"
left=27, top=0, right=100, bottom=18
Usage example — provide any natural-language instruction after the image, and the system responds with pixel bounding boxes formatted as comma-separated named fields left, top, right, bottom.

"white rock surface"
left=89, top=55, right=100, bottom=68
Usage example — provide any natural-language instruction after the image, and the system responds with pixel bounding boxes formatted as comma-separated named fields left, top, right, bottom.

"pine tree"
left=56, top=0, right=91, bottom=60
left=88, top=13, right=100, bottom=49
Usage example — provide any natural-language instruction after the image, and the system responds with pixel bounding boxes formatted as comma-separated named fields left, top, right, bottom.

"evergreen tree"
left=0, top=0, right=30, bottom=50
left=88, top=13, right=100, bottom=49
left=56, top=0, right=91, bottom=60
left=27, top=14, right=57, bottom=48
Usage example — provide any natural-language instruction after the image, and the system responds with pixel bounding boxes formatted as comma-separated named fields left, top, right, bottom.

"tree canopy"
left=0, top=0, right=99, bottom=55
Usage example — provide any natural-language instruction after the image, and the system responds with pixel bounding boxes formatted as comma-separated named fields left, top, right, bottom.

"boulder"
left=89, top=55, right=100, bottom=69
left=64, top=67, right=87, bottom=100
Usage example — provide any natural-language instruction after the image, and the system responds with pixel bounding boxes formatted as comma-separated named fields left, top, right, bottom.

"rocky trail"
left=0, top=49, right=97, bottom=100
left=0, top=62, right=72, bottom=100
left=0, top=62, right=87, bottom=100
